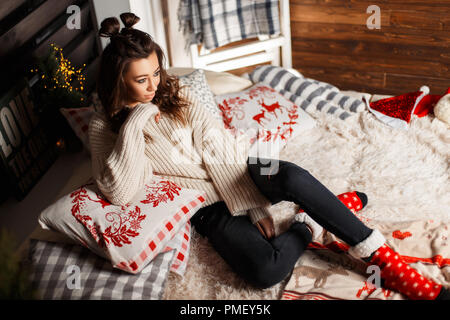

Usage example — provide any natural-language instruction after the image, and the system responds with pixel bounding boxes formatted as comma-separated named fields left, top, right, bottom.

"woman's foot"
left=366, top=244, right=444, bottom=300
left=337, top=191, right=368, bottom=212
left=293, top=212, right=323, bottom=241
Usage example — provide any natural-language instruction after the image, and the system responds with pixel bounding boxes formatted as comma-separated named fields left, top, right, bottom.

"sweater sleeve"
left=88, top=103, right=160, bottom=205
left=181, top=87, right=272, bottom=216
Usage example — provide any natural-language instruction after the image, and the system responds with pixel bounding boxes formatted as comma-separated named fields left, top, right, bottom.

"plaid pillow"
left=27, top=239, right=175, bottom=300
left=60, top=107, right=94, bottom=150
left=38, top=176, right=205, bottom=274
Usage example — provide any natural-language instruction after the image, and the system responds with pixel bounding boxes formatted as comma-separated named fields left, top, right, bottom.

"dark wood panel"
left=292, top=66, right=385, bottom=93
left=290, top=4, right=391, bottom=26
left=290, top=0, right=450, bottom=95
left=83, top=56, right=100, bottom=93
left=295, top=66, right=448, bottom=96
left=292, top=0, right=450, bottom=12
left=390, top=10, right=450, bottom=31
left=291, top=21, right=450, bottom=47
left=0, top=0, right=100, bottom=202
left=67, top=31, right=96, bottom=68
left=0, top=0, right=27, bottom=21
left=32, top=2, right=91, bottom=59
left=292, top=39, right=450, bottom=64
left=292, top=51, right=448, bottom=78
left=0, top=0, right=99, bottom=95
left=0, top=0, right=76, bottom=59
left=385, top=73, right=450, bottom=95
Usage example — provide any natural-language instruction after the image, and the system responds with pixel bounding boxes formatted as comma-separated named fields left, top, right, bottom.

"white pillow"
left=38, top=176, right=206, bottom=274
left=168, top=67, right=253, bottom=95
left=215, top=83, right=317, bottom=158
left=178, top=69, right=223, bottom=120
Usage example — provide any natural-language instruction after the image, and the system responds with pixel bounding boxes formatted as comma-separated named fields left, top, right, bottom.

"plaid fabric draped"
left=178, top=0, right=281, bottom=50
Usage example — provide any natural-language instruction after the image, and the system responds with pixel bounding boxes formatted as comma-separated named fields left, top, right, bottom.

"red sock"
left=369, top=244, right=443, bottom=300
left=298, top=191, right=367, bottom=214
left=337, top=191, right=366, bottom=212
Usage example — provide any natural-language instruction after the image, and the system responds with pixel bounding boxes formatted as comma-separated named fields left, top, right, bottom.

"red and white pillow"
left=38, top=176, right=206, bottom=274
left=215, top=83, right=316, bottom=158
left=60, top=107, right=94, bottom=150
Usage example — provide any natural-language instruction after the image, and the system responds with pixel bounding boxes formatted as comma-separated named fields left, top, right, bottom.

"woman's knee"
left=279, top=163, right=312, bottom=191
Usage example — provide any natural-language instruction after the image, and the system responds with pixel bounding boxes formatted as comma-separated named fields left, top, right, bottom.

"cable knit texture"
left=348, top=229, right=386, bottom=258
left=89, top=87, right=272, bottom=223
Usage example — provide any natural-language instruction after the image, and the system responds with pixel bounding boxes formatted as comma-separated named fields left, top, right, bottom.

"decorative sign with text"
left=0, top=79, right=58, bottom=200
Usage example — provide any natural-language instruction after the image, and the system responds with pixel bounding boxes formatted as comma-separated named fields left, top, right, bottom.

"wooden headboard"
left=290, top=1, right=449, bottom=96
left=0, top=0, right=100, bottom=202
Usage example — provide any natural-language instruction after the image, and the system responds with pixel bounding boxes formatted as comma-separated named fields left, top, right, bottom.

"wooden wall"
left=290, top=0, right=450, bottom=95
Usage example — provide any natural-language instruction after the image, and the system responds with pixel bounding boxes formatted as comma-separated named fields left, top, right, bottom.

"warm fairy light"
left=39, top=43, right=86, bottom=97
left=56, top=138, right=65, bottom=149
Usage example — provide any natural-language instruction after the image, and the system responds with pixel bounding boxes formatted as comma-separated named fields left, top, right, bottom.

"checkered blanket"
left=27, top=239, right=175, bottom=300
left=178, top=0, right=280, bottom=50
left=27, top=221, right=192, bottom=299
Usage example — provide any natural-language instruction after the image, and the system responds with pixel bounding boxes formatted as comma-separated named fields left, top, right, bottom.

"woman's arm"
left=89, top=103, right=160, bottom=205
left=181, top=87, right=272, bottom=216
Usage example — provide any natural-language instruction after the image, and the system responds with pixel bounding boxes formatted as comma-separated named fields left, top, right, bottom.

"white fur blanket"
left=163, top=106, right=450, bottom=300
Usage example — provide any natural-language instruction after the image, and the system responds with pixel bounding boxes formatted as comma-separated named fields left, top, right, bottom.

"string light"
left=41, top=43, right=86, bottom=96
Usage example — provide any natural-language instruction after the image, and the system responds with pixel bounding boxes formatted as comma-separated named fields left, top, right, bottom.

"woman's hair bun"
left=120, top=12, right=140, bottom=29
left=98, top=13, right=140, bottom=38
left=99, top=17, right=120, bottom=38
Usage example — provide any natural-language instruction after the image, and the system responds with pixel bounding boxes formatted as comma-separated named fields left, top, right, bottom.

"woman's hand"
left=155, top=111, right=161, bottom=123
left=255, top=216, right=275, bottom=240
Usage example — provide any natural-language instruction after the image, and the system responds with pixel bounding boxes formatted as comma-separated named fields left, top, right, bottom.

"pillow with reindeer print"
left=38, top=176, right=205, bottom=274
left=215, top=83, right=316, bottom=158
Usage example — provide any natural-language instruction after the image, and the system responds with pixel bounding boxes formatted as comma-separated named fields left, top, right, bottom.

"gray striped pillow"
left=249, top=66, right=365, bottom=119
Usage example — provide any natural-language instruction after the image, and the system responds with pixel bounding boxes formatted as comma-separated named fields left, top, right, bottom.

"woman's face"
left=123, top=51, right=161, bottom=107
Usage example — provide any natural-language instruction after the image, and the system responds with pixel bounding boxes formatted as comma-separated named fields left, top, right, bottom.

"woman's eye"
left=154, top=70, right=160, bottom=77
left=137, top=79, right=146, bottom=84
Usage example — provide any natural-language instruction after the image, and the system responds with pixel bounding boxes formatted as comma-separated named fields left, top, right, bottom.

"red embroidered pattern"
left=70, top=180, right=182, bottom=248
left=101, top=206, right=146, bottom=247
left=356, top=281, right=392, bottom=299
left=392, top=230, right=413, bottom=240
left=218, top=85, right=301, bottom=143
left=217, top=97, right=247, bottom=133
left=141, top=180, right=182, bottom=207
left=247, top=85, right=277, bottom=100
left=70, top=183, right=111, bottom=247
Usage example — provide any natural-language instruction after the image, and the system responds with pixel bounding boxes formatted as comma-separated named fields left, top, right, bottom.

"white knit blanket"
left=164, top=105, right=450, bottom=299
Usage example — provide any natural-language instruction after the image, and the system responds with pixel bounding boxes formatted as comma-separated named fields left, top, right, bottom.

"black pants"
left=190, top=157, right=374, bottom=288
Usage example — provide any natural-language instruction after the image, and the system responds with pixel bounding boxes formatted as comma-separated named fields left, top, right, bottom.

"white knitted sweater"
left=88, top=87, right=272, bottom=223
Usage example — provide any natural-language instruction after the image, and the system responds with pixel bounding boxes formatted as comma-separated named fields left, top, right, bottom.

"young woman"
left=90, top=13, right=449, bottom=300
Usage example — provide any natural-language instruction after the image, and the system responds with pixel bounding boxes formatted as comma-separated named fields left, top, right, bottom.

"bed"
left=17, top=65, right=450, bottom=300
